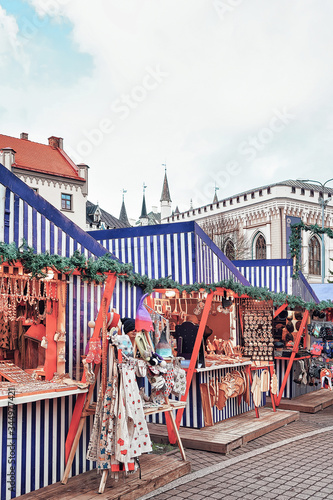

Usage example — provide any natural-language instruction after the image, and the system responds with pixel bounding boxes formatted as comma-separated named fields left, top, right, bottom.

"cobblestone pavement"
left=140, top=406, right=333, bottom=500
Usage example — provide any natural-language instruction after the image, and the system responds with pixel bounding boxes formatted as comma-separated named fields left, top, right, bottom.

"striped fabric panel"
left=195, top=235, right=249, bottom=285
left=235, top=262, right=292, bottom=294
left=0, top=395, right=94, bottom=500
left=97, top=232, right=197, bottom=284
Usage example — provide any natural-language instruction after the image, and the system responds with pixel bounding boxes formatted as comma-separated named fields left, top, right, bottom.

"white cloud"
left=5, top=0, right=333, bottom=218
left=0, top=5, right=29, bottom=72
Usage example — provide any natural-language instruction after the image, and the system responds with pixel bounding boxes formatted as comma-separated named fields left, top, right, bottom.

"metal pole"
left=321, top=198, right=325, bottom=283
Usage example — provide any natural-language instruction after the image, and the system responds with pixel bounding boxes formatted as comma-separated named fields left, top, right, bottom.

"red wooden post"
left=44, top=298, right=57, bottom=380
left=275, top=310, right=309, bottom=406
left=268, top=361, right=276, bottom=412
left=274, top=302, right=288, bottom=319
left=168, top=291, right=214, bottom=444
left=65, top=273, right=116, bottom=463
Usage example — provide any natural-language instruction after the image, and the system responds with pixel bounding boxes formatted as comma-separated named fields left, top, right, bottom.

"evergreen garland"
left=0, top=240, right=332, bottom=311
left=289, top=221, right=333, bottom=277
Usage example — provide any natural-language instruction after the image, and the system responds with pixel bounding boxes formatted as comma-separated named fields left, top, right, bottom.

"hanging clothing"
left=86, top=384, right=104, bottom=463
left=251, top=372, right=262, bottom=407
left=115, top=364, right=152, bottom=468
left=260, top=370, right=270, bottom=392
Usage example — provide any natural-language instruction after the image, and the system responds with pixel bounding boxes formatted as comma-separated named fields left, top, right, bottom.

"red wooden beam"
left=273, top=302, right=288, bottom=319
left=65, top=273, right=116, bottom=463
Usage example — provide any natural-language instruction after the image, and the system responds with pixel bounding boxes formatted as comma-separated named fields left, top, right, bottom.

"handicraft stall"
left=272, top=304, right=333, bottom=400
left=0, top=164, right=142, bottom=500
left=63, top=280, right=187, bottom=495
left=0, top=262, right=88, bottom=396
left=145, top=288, right=278, bottom=432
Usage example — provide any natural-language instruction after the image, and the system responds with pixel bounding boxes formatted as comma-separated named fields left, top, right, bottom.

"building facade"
left=164, top=180, right=333, bottom=283
left=0, top=133, right=88, bottom=229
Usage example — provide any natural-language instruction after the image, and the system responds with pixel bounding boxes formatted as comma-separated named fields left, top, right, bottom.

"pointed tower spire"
left=213, top=184, right=219, bottom=204
left=160, top=164, right=171, bottom=203
left=140, top=183, right=148, bottom=223
left=119, top=189, right=130, bottom=226
left=160, top=163, right=172, bottom=221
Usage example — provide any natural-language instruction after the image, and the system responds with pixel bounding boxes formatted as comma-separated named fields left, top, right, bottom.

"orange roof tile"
left=0, top=134, right=85, bottom=181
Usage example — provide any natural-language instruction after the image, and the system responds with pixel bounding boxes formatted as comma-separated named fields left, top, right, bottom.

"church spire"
left=160, top=164, right=171, bottom=203
left=213, top=184, right=219, bottom=204
left=160, top=164, right=172, bottom=221
left=140, top=183, right=148, bottom=219
left=119, top=189, right=130, bottom=226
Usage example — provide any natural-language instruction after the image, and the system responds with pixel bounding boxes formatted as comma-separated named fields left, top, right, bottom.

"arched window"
left=309, top=236, right=321, bottom=275
left=255, top=234, right=266, bottom=259
left=225, top=240, right=235, bottom=260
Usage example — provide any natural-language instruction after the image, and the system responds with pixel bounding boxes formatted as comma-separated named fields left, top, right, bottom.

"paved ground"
left=139, top=406, right=333, bottom=500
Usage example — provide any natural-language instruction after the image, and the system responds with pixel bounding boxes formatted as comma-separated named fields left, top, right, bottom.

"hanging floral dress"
left=114, top=364, right=152, bottom=469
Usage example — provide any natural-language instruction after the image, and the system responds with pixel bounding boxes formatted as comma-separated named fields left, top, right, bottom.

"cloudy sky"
left=1, top=0, right=333, bottom=221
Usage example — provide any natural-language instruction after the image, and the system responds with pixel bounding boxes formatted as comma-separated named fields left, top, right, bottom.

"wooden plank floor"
left=149, top=408, right=299, bottom=454
left=17, top=454, right=191, bottom=500
left=267, top=388, right=333, bottom=413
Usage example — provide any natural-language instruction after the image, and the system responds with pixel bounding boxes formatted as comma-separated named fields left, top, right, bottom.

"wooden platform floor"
left=149, top=408, right=299, bottom=455
left=267, top=388, right=333, bottom=413
left=17, top=454, right=190, bottom=500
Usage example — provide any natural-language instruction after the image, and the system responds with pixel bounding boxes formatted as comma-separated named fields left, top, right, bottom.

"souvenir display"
left=242, top=300, right=274, bottom=361
left=85, top=295, right=188, bottom=487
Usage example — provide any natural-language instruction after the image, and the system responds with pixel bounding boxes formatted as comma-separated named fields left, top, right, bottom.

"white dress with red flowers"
left=114, top=364, right=152, bottom=468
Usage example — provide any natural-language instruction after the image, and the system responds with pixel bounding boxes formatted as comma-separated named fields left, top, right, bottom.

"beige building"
left=0, top=133, right=88, bottom=229
left=164, top=180, right=333, bottom=283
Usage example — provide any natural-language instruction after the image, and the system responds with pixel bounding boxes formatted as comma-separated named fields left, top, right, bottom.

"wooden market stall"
left=0, top=165, right=141, bottom=500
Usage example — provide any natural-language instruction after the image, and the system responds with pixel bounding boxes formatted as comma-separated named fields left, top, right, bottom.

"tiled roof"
left=214, top=179, right=333, bottom=204
left=0, top=134, right=85, bottom=181
left=86, top=201, right=129, bottom=229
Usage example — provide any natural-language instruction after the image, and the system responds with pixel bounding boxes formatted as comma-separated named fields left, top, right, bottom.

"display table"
left=147, top=360, right=262, bottom=429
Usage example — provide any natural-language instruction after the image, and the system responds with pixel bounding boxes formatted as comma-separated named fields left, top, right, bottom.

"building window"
left=255, top=234, right=266, bottom=259
left=237, top=197, right=240, bottom=203
left=259, top=189, right=263, bottom=196
left=224, top=240, right=235, bottom=260
left=301, top=188, right=305, bottom=195
left=230, top=198, right=233, bottom=205
left=223, top=201, right=226, bottom=207
left=310, top=190, right=314, bottom=197
left=267, top=187, right=271, bottom=194
left=291, top=186, right=296, bottom=193
left=251, top=192, right=255, bottom=199
left=61, top=193, right=72, bottom=210
left=244, top=194, right=247, bottom=201
left=309, top=236, right=321, bottom=275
